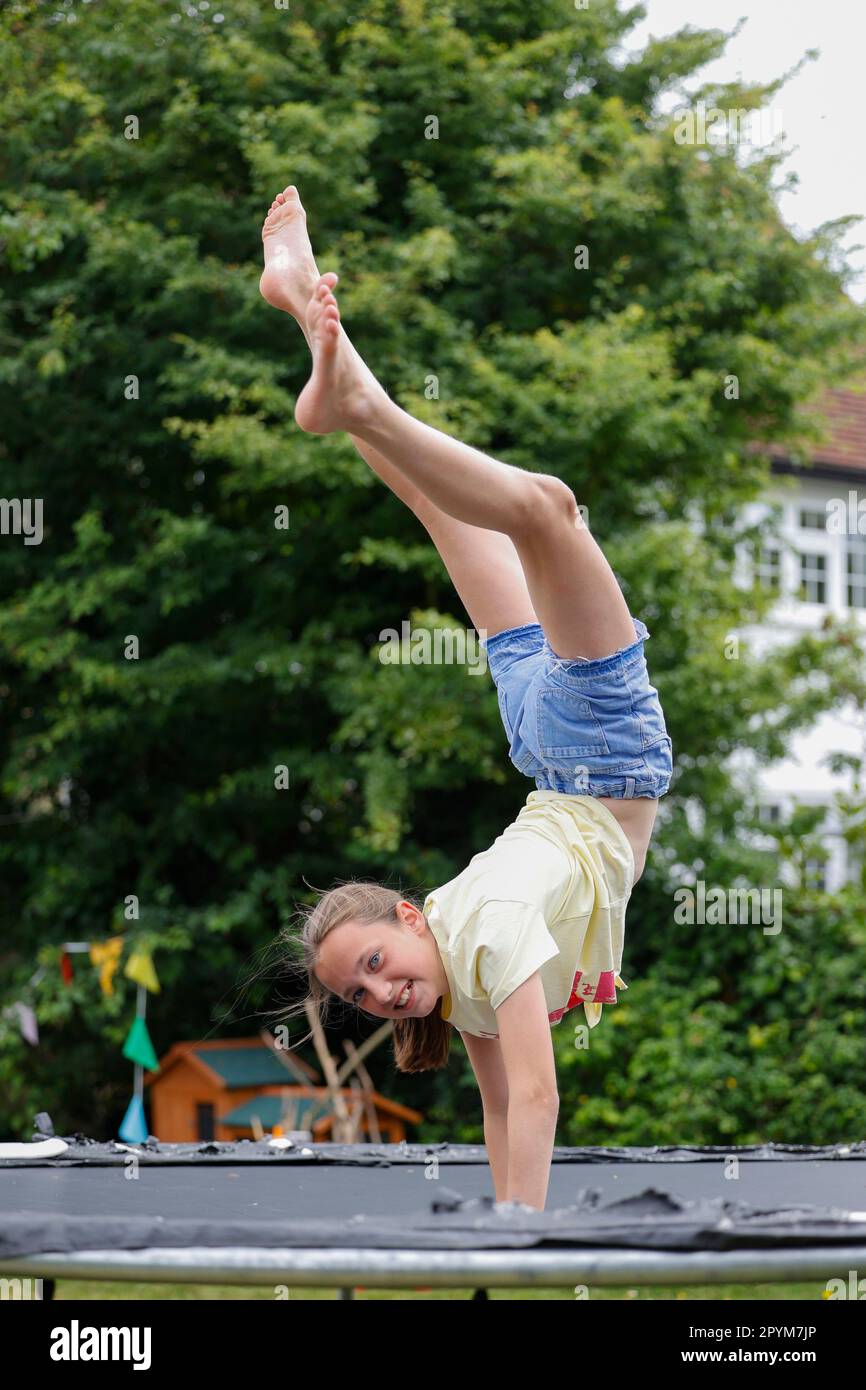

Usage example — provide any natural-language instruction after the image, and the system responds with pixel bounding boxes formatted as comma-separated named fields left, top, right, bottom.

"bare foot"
left=259, top=185, right=320, bottom=326
left=295, top=277, right=382, bottom=434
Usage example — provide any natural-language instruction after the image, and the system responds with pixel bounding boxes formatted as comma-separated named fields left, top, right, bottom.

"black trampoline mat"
left=4, top=1155, right=866, bottom=1224
left=3, top=1140, right=866, bottom=1259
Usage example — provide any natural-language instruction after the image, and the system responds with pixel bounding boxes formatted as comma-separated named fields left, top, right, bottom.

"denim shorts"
left=482, top=617, right=673, bottom=799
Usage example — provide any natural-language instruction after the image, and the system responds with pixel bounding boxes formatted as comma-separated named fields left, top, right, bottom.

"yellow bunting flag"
left=124, top=948, right=161, bottom=994
left=89, top=937, right=124, bottom=996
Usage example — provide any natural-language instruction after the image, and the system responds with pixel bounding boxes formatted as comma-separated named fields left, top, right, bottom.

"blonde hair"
left=274, top=879, right=452, bottom=1073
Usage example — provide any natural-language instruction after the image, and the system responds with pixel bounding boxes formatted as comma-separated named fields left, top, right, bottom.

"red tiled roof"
left=758, top=378, right=866, bottom=474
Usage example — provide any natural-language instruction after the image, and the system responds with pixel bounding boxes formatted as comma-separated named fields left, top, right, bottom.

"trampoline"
left=3, top=1135, right=866, bottom=1295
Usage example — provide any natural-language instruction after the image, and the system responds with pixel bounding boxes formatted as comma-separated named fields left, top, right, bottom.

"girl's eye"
left=353, top=952, right=380, bottom=1004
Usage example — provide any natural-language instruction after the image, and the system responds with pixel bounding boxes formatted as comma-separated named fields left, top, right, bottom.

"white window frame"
left=798, top=505, right=827, bottom=532
left=846, top=538, right=866, bottom=611
left=803, top=856, right=828, bottom=891
left=798, top=549, right=828, bottom=605
left=755, top=544, right=782, bottom=593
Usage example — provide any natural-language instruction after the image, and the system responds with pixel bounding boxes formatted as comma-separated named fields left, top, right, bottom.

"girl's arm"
left=460, top=1031, right=511, bottom=1201
left=483, top=1110, right=510, bottom=1203
left=495, top=972, right=560, bottom=1210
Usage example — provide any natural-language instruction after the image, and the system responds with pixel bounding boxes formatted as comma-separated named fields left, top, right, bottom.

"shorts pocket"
left=634, top=698, right=670, bottom=752
left=497, top=683, right=538, bottom=774
left=536, top=674, right=647, bottom=774
left=642, top=732, right=674, bottom=786
left=536, top=684, right=609, bottom=758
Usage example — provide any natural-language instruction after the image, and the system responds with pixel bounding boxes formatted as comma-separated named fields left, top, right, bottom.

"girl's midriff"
left=597, top=796, right=659, bottom=886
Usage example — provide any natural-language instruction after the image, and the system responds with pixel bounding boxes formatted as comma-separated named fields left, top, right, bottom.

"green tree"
left=1, top=0, right=864, bottom=1144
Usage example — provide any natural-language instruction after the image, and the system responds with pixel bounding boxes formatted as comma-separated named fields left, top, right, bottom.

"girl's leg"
left=346, top=434, right=539, bottom=639
left=259, top=187, right=537, bottom=639
left=298, top=276, right=635, bottom=662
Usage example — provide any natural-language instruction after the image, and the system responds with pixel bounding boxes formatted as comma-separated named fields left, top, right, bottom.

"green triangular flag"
left=122, top=1016, right=159, bottom=1071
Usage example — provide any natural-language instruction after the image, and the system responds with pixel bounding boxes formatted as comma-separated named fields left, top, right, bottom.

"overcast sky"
left=626, top=0, right=865, bottom=302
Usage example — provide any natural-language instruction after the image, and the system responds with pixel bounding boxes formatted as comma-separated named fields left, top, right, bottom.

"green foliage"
left=555, top=885, right=866, bottom=1145
left=1, top=0, right=864, bottom=1145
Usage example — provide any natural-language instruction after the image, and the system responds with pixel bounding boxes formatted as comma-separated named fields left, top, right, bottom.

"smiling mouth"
left=394, top=981, right=414, bottom=1011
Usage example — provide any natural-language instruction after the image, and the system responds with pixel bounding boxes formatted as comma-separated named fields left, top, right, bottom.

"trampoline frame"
left=3, top=1243, right=866, bottom=1292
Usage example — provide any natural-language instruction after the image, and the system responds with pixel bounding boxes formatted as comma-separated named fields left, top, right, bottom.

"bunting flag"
left=1, top=1001, right=39, bottom=1046
left=122, top=1015, right=159, bottom=1072
left=15, top=1002, right=39, bottom=1046
left=118, top=1093, right=150, bottom=1145
left=19, top=938, right=159, bottom=1151
left=89, top=936, right=125, bottom=996
left=124, top=948, right=161, bottom=994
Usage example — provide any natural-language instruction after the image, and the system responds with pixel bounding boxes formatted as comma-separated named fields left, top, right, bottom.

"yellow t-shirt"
left=422, top=790, right=635, bottom=1040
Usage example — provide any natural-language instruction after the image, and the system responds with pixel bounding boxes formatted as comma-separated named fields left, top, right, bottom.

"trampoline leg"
left=472, top=1288, right=489, bottom=1301
left=337, top=1287, right=356, bottom=1300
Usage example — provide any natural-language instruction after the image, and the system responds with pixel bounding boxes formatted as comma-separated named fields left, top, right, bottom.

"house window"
left=803, top=858, right=827, bottom=892
left=759, top=803, right=781, bottom=825
left=798, top=552, right=827, bottom=603
left=755, top=545, right=781, bottom=592
left=847, top=542, right=866, bottom=610
left=798, top=506, right=827, bottom=531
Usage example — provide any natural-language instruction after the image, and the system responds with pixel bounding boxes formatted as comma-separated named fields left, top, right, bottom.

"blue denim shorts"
left=482, top=617, right=673, bottom=799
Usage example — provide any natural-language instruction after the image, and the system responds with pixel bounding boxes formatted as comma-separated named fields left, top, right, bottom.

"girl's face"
left=315, top=901, right=446, bottom=1020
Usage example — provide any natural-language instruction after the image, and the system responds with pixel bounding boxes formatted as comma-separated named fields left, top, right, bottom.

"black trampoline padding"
left=2, top=1138, right=866, bottom=1259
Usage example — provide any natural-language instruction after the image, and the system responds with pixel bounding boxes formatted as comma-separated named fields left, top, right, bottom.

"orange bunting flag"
left=89, top=936, right=124, bottom=996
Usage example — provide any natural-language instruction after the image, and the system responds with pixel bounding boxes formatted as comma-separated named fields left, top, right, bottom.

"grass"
left=50, top=1278, right=827, bottom=1300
